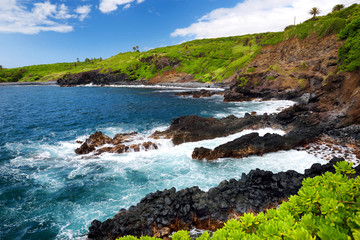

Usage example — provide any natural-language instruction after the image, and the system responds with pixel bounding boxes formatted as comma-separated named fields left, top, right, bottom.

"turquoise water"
left=0, top=85, right=325, bottom=239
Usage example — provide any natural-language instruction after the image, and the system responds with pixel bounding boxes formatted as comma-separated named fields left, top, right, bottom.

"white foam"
left=78, top=83, right=225, bottom=91
left=215, top=100, right=295, bottom=118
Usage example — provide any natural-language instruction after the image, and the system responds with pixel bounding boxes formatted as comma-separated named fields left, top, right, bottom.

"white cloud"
left=99, top=0, right=145, bottom=13
left=171, top=0, right=357, bottom=39
left=0, top=1, right=91, bottom=34
left=75, top=5, right=91, bottom=21
left=123, top=3, right=131, bottom=10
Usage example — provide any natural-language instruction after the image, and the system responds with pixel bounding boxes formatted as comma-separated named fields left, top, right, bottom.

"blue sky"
left=0, top=0, right=357, bottom=68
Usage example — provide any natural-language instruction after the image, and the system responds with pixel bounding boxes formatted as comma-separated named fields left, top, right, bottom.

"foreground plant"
left=117, top=161, right=360, bottom=240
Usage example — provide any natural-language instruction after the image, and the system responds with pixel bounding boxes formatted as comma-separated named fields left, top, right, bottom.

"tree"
left=309, top=7, right=320, bottom=20
left=332, top=4, right=344, bottom=12
left=132, top=46, right=140, bottom=53
left=0, top=65, right=2, bottom=69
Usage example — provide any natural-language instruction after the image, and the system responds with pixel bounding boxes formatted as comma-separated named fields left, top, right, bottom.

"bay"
left=0, top=85, right=325, bottom=239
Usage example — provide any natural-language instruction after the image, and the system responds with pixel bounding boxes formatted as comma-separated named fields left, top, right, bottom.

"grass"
left=1, top=4, right=360, bottom=83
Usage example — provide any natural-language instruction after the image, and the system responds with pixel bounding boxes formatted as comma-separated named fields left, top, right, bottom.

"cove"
left=0, top=85, right=325, bottom=239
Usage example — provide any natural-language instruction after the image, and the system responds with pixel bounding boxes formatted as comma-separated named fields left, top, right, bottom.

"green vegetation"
left=0, top=35, right=264, bottom=83
left=116, top=161, right=360, bottom=240
left=237, top=76, right=248, bottom=87
left=338, top=13, right=360, bottom=71
left=1, top=4, right=360, bottom=83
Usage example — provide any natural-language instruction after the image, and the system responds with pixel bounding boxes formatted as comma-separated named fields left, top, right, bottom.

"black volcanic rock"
left=57, top=70, right=147, bottom=87
left=150, top=114, right=276, bottom=145
left=192, top=127, right=322, bottom=160
left=87, top=158, right=358, bottom=240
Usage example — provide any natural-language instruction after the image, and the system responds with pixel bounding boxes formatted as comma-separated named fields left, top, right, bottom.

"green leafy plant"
left=170, top=230, right=191, bottom=240
left=338, top=15, right=360, bottom=71
left=237, top=77, right=248, bottom=87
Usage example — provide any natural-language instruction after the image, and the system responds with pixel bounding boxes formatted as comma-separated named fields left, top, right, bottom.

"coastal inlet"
left=0, top=85, right=324, bottom=240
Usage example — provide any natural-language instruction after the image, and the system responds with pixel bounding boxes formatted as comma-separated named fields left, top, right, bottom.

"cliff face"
left=227, top=35, right=341, bottom=92
left=226, top=34, right=360, bottom=126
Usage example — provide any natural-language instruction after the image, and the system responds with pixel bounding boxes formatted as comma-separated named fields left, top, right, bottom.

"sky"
left=0, top=0, right=358, bottom=68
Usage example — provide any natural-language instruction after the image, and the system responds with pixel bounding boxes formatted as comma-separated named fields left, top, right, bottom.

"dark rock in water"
left=88, top=158, right=359, bottom=240
left=75, top=142, right=95, bottom=155
left=223, top=87, right=301, bottom=102
left=57, top=70, right=147, bottom=87
left=192, top=127, right=322, bottom=160
left=75, top=131, right=112, bottom=155
left=175, top=89, right=222, bottom=98
left=87, top=131, right=113, bottom=147
left=75, top=131, right=158, bottom=155
left=112, top=132, right=138, bottom=145
left=150, top=114, right=276, bottom=145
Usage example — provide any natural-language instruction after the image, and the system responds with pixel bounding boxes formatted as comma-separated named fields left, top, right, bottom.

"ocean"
left=0, top=85, right=326, bottom=239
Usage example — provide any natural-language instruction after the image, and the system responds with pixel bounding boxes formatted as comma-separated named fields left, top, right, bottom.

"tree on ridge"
left=309, top=7, right=320, bottom=20
left=332, top=4, right=345, bottom=12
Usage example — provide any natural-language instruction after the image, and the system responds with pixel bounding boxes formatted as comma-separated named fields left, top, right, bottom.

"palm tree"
left=332, top=4, right=344, bottom=12
left=309, top=7, right=320, bottom=20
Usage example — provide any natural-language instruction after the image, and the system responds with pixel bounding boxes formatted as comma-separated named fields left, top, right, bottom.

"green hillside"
left=1, top=3, right=359, bottom=83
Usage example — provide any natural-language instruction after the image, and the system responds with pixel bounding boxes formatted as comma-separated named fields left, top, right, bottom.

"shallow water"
left=0, top=86, right=325, bottom=239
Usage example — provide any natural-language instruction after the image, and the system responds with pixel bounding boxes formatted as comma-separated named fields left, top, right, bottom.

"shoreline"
left=0, top=81, right=57, bottom=86
left=0, top=80, right=229, bottom=90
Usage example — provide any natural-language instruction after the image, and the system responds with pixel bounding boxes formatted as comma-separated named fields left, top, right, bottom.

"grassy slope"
left=1, top=4, right=359, bottom=83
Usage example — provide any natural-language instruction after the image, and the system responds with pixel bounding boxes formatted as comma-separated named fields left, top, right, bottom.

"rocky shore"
left=88, top=158, right=360, bottom=240
left=73, top=33, right=360, bottom=239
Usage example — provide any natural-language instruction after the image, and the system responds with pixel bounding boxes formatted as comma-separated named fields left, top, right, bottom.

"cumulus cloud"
left=171, top=0, right=356, bottom=39
left=75, top=5, right=91, bottom=21
left=99, top=0, right=145, bottom=13
left=0, top=1, right=91, bottom=34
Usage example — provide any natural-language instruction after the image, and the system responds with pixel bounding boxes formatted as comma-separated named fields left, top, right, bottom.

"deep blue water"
left=0, top=86, right=324, bottom=239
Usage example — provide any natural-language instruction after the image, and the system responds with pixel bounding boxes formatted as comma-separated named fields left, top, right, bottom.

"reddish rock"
left=75, top=142, right=95, bottom=155
left=113, top=132, right=138, bottom=145
left=86, top=131, right=112, bottom=147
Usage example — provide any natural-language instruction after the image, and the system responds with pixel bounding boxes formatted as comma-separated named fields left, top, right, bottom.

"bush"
left=338, top=16, right=360, bottom=71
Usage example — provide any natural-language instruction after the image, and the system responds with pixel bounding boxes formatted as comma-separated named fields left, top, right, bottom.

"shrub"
left=338, top=16, right=360, bottom=71
left=237, top=77, right=248, bottom=87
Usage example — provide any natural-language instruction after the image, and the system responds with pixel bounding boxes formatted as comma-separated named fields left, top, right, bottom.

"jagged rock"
left=86, top=131, right=113, bottom=147
left=150, top=114, right=276, bottom=145
left=57, top=70, right=147, bottom=87
left=113, top=132, right=138, bottom=145
left=175, top=89, right=221, bottom=98
left=88, top=159, right=359, bottom=240
left=192, top=128, right=321, bottom=160
left=75, top=131, right=158, bottom=156
left=75, top=142, right=95, bottom=155
left=142, top=141, right=158, bottom=150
